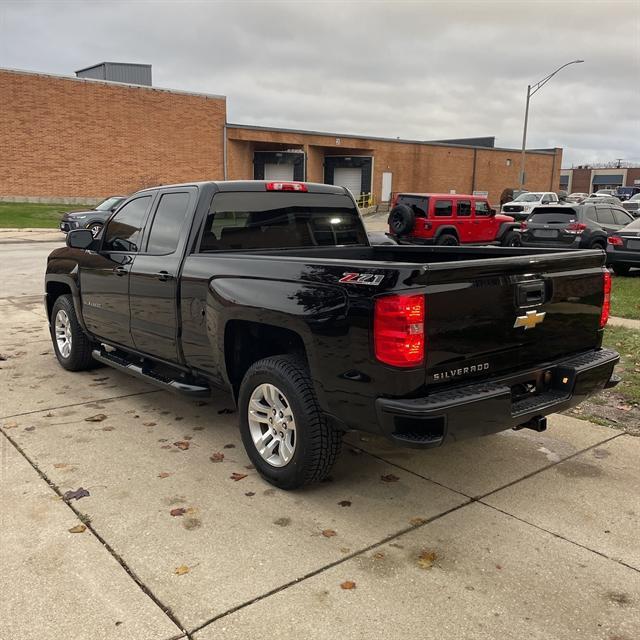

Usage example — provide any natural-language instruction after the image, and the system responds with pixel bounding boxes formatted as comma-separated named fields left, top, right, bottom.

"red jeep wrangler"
left=388, top=193, right=520, bottom=246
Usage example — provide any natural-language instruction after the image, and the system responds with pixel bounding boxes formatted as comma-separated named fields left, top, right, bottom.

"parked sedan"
left=59, top=196, right=126, bottom=237
left=622, top=193, right=640, bottom=217
left=518, top=202, right=635, bottom=250
left=566, top=192, right=589, bottom=203
left=607, top=217, right=640, bottom=275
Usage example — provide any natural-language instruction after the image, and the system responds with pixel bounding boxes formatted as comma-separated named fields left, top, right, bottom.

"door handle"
left=156, top=271, right=173, bottom=282
left=114, top=266, right=128, bottom=277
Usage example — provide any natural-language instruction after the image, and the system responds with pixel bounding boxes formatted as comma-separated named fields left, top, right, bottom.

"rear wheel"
left=88, top=223, right=103, bottom=238
left=590, top=239, right=606, bottom=250
left=238, top=355, right=342, bottom=489
left=611, top=264, right=631, bottom=276
left=50, top=295, right=95, bottom=371
left=436, top=233, right=459, bottom=246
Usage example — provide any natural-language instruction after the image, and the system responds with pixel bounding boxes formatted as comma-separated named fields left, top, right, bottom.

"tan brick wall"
left=0, top=69, right=226, bottom=199
left=227, top=127, right=561, bottom=206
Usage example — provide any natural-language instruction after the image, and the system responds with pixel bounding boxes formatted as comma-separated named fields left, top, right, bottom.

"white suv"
left=501, top=192, right=559, bottom=221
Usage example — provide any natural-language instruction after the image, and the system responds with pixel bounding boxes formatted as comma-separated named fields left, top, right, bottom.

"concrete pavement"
left=0, top=239, right=638, bottom=639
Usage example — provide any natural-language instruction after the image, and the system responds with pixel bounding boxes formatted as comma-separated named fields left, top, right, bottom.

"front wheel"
left=501, top=230, right=521, bottom=247
left=88, top=223, right=103, bottom=238
left=238, top=355, right=342, bottom=489
left=50, top=295, right=95, bottom=371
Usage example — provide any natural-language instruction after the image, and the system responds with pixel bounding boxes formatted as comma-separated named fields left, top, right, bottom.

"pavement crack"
left=0, top=427, right=191, bottom=639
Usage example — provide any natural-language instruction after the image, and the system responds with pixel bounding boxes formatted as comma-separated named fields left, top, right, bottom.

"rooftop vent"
left=75, top=62, right=152, bottom=86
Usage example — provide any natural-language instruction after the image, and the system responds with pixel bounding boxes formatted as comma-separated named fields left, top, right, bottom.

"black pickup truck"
left=45, top=180, right=619, bottom=489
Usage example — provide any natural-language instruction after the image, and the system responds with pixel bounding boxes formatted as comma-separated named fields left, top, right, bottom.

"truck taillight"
left=600, top=270, right=611, bottom=328
left=520, top=221, right=527, bottom=231
left=566, top=222, right=587, bottom=235
left=265, top=182, right=307, bottom=192
left=608, top=235, right=623, bottom=246
left=374, top=294, right=425, bottom=367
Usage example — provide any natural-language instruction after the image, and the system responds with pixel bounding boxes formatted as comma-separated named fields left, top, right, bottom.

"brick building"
left=0, top=67, right=563, bottom=205
left=560, top=166, right=640, bottom=194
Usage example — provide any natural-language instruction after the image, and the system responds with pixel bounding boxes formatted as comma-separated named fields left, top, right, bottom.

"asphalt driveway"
left=0, top=238, right=638, bottom=639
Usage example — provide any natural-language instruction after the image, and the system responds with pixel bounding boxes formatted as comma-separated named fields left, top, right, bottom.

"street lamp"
left=518, top=59, right=584, bottom=192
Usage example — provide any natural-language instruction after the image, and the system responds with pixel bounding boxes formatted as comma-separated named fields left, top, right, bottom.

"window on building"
left=102, top=196, right=151, bottom=252
left=146, top=192, right=191, bottom=254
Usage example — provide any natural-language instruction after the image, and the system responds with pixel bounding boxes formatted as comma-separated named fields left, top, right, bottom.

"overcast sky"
left=1, top=0, right=638, bottom=166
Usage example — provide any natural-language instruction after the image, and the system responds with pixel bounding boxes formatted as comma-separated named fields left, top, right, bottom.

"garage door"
left=264, top=163, right=294, bottom=181
left=333, top=167, right=362, bottom=196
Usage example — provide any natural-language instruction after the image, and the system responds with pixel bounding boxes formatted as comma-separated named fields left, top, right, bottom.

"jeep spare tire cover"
left=388, top=205, right=415, bottom=235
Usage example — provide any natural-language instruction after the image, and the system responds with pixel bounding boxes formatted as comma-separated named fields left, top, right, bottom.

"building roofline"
left=226, top=122, right=557, bottom=155
left=0, top=66, right=226, bottom=100
left=75, top=61, right=152, bottom=73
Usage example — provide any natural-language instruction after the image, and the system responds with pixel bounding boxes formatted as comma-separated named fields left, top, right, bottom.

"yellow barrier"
left=356, top=192, right=375, bottom=208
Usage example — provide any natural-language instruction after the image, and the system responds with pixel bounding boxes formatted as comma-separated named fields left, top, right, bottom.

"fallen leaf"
left=340, top=580, right=356, bottom=590
left=210, top=452, right=224, bottom=463
left=54, top=463, right=69, bottom=469
left=143, top=421, right=157, bottom=427
left=85, top=414, right=107, bottom=422
left=174, top=565, right=190, bottom=575
left=160, top=444, right=172, bottom=450
left=417, top=549, right=437, bottom=569
left=381, top=473, right=399, bottom=483
left=3, top=420, right=18, bottom=429
left=63, top=487, right=90, bottom=501
left=24, top=426, right=35, bottom=432
left=92, top=377, right=109, bottom=382
left=245, top=464, right=255, bottom=470
left=322, top=529, right=337, bottom=538
left=409, top=517, right=427, bottom=526
left=68, top=524, right=86, bottom=533
left=158, top=472, right=171, bottom=479
left=170, top=507, right=186, bottom=517
left=245, top=491, right=255, bottom=497
left=174, top=441, right=190, bottom=450
left=373, top=552, right=385, bottom=560
left=338, top=500, right=352, bottom=507
left=617, top=403, right=632, bottom=411
left=230, top=472, right=247, bottom=481
left=223, top=443, right=236, bottom=449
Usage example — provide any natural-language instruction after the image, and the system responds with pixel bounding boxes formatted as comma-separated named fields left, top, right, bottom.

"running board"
left=91, top=349, right=210, bottom=397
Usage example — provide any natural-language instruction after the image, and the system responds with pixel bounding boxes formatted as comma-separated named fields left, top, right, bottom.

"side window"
left=457, top=200, right=471, bottom=217
left=584, top=205, right=597, bottom=222
left=475, top=201, right=491, bottom=216
left=541, top=195, right=551, bottom=204
left=146, top=192, right=191, bottom=254
left=596, top=207, right=615, bottom=225
left=613, top=209, right=632, bottom=226
left=102, top=196, right=151, bottom=252
left=434, top=200, right=453, bottom=217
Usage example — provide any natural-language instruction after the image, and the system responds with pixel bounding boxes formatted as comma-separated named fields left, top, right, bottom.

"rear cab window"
left=198, top=192, right=367, bottom=251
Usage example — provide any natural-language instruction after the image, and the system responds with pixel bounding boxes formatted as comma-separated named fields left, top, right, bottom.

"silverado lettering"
left=44, top=180, right=619, bottom=490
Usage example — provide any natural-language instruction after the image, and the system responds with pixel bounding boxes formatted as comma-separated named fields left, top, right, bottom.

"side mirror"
left=66, top=229, right=94, bottom=249
left=490, top=208, right=497, bottom=216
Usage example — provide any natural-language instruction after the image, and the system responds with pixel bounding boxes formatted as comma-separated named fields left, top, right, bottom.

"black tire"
left=388, top=204, right=415, bottom=235
left=88, top=222, right=103, bottom=238
left=590, top=239, right=606, bottom=251
left=238, top=355, right=342, bottom=490
left=436, top=233, right=459, bottom=246
left=50, top=294, right=95, bottom=371
left=611, top=264, right=631, bottom=276
left=501, top=230, right=521, bottom=247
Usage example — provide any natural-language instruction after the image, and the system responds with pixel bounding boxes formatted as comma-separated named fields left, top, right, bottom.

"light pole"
left=518, top=59, right=584, bottom=192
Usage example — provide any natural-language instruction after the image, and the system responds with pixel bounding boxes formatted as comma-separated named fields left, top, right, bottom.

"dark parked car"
left=615, top=186, right=640, bottom=202
left=59, top=196, right=127, bottom=237
left=622, top=193, right=640, bottom=217
left=607, top=217, right=640, bottom=275
left=44, top=180, right=618, bottom=489
left=518, top=203, right=635, bottom=250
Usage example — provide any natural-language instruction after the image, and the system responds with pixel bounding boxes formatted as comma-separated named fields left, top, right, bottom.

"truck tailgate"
left=418, top=250, right=607, bottom=384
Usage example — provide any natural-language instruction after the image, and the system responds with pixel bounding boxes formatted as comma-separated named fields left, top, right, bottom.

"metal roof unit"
left=75, top=62, right=152, bottom=86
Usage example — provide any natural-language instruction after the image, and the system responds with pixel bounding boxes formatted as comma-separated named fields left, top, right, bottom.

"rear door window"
left=457, top=200, right=471, bottom=217
left=145, top=192, right=192, bottom=254
left=199, top=192, right=367, bottom=251
left=596, top=207, right=616, bottom=225
left=434, top=200, right=453, bottom=217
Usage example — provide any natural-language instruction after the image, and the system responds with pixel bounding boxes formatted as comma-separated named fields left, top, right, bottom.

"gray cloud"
left=1, top=0, right=638, bottom=165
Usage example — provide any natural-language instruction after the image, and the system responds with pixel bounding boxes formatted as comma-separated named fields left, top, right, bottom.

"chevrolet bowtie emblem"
left=514, top=310, right=546, bottom=330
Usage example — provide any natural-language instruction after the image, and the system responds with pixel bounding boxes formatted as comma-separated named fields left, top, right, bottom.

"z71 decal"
left=338, top=272, right=385, bottom=286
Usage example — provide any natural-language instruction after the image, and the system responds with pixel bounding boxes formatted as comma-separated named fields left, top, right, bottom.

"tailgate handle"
left=517, top=281, right=545, bottom=307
